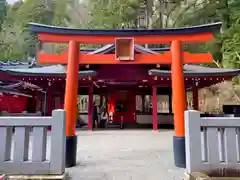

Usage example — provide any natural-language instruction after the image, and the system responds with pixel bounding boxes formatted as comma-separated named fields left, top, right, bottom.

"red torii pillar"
left=171, top=40, right=187, bottom=168
left=64, top=40, right=79, bottom=167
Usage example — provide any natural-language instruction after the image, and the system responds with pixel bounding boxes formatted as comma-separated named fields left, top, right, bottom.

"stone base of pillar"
left=66, top=135, right=77, bottom=168
left=173, top=136, right=186, bottom=168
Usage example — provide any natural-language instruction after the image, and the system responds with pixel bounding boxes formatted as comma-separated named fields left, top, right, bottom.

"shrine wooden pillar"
left=192, top=82, right=199, bottom=110
left=100, top=92, right=103, bottom=107
left=27, top=92, right=37, bottom=113
left=64, top=40, right=79, bottom=167
left=171, top=40, right=187, bottom=168
left=141, top=94, right=145, bottom=112
left=168, top=91, right=172, bottom=114
left=88, top=84, right=93, bottom=131
left=32, top=94, right=37, bottom=113
left=103, top=94, right=107, bottom=108
left=60, top=92, right=65, bottom=108
left=47, top=90, right=53, bottom=116
left=152, top=86, right=158, bottom=131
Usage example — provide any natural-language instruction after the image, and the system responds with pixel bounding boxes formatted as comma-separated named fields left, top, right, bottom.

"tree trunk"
left=216, top=0, right=230, bottom=64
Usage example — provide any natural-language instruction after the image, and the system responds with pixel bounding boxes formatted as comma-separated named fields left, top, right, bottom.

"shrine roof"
left=149, top=65, right=240, bottom=77
left=0, top=88, right=33, bottom=97
left=0, top=79, right=42, bottom=97
left=0, top=64, right=96, bottom=77
left=0, top=63, right=239, bottom=78
left=29, top=22, right=222, bottom=35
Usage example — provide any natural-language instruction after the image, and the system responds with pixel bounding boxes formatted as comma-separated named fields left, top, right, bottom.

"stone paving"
left=66, top=129, right=185, bottom=180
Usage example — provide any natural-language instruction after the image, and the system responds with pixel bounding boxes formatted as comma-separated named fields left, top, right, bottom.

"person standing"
left=100, top=108, right=108, bottom=128
left=76, top=104, right=81, bottom=127
left=108, top=98, right=115, bottom=123
left=92, top=102, right=99, bottom=128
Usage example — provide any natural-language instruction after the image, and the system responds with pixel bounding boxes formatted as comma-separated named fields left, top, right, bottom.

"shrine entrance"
left=108, top=90, right=136, bottom=124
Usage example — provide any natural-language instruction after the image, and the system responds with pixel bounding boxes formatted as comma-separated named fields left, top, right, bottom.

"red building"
left=0, top=45, right=239, bottom=125
left=0, top=77, right=42, bottom=114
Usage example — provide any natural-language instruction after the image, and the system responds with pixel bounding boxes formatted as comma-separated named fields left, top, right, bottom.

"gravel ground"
left=66, top=130, right=185, bottom=180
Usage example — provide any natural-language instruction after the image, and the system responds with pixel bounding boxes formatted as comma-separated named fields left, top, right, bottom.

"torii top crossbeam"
left=30, top=23, right=221, bottom=65
left=29, top=22, right=221, bottom=44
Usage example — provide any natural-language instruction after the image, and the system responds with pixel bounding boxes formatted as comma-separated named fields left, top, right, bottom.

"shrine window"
left=78, top=95, right=102, bottom=113
left=136, top=95, right=171, bottom=114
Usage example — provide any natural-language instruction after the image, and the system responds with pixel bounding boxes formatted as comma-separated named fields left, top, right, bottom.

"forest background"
left=0, top=0, right=240, bottom=113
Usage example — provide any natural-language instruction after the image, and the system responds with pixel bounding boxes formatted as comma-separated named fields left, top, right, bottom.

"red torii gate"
left=29, top=22, right=221, bottom=168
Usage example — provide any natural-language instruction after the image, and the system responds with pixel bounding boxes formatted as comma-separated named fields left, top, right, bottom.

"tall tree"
left=14, top=0, right=55, bottom=28
left=4, top=0, right=23, bottom=25
left=52, top=0, right=71, bottom=26
left=88, top=0, right=140, bottom=29
left=0, top=0, right=57, bottom=60
left=170, top=0, right=237, bottom=68
left=0, top=0, right=7, bottom=29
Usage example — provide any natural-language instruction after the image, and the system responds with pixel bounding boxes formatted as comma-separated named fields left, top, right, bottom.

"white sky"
left=7, top=0, right=19, bottom=4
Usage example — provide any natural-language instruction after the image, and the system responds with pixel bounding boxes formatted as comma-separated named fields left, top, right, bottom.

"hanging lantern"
left=195, top=81, right=199, bottom=87
left=154, top=76, right=158, bottom=81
